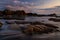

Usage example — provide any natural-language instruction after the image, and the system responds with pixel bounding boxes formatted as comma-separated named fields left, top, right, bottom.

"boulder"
left=22, top=25, right=56, bottom=35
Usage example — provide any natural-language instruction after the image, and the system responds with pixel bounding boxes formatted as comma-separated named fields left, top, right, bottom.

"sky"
left=0, top=0, right=60, bottom=14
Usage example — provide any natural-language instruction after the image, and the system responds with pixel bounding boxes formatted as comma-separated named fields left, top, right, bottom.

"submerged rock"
left=31, top=22, right=43, bottom=25
left=5, top=21, right=15, bottom=24
left=44, top=24, right=58, bottom=28
left=7, top=24, right=20, bottom=30
left=15, top=21, right=32, bottom=24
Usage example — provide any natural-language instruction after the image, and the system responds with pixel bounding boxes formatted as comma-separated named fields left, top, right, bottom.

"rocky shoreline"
left=0, top=21, right=60, bottom=40
left=0, top=21, right=59, bottom=34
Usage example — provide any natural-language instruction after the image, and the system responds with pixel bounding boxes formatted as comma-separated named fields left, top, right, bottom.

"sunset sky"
left=0, top=0, right=60, bottom=14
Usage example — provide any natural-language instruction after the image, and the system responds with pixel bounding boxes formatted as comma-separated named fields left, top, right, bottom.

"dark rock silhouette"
left=49, top=18, right=60, bottom=22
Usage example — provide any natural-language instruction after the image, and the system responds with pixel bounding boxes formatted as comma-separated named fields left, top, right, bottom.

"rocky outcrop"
left=21, top=24, right=59, bottom=35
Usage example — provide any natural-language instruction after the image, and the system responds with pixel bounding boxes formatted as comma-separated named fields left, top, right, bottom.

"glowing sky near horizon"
left=15, top=0, right=60, bottom=9
left=0, top=0, right=60, bottom=14
left=33, top=0, right=60, bottom=9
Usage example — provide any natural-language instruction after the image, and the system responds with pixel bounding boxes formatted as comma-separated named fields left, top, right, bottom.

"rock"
left=49, top=18, right=60, bottom=22
left=31, top=22, right=58, bottom=28
left=31, top=22, right=43, bottom=25
left=15, top=21, right=32, bottom=24
left=0, top=22, right=3, bottom=29
left=23, top=25, right=34, bottom=35
left=44, top=24, right=58, bottom=28
left=22, top=24, right=57, bottom=35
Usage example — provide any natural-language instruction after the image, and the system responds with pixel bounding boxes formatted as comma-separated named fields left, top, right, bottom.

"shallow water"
left=0, top=16, right=60, bottom=40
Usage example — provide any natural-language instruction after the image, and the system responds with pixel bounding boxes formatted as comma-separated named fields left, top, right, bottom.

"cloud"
left=0, top=0, right=60, bottom=14
left=13, top=0, right=34, bottom=6
left=0, top=0, right=35, bottom=12
left=5, top=0, right=35, bottom=13
left=6, top=5, right=33, bottom=13
left=0, top=0, right=54, bottom=10
left=33, top=6, right=60, bottom=14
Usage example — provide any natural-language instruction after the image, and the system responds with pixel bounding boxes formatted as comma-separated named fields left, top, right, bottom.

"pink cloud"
left=5, top=0, right=35, bottom=13
left=4, top=0, right=60, bottom=14
left=6, top=5, right=32, bottom=13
